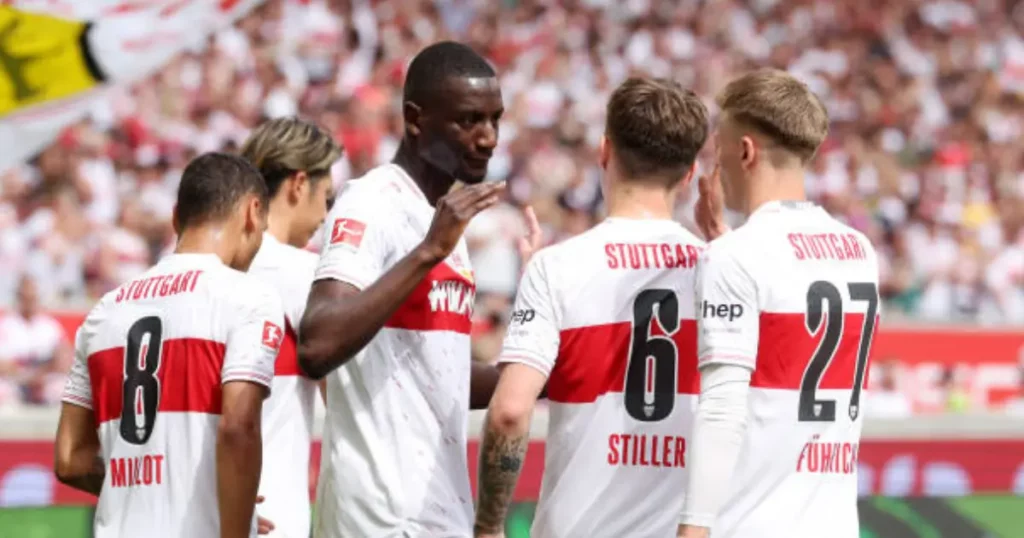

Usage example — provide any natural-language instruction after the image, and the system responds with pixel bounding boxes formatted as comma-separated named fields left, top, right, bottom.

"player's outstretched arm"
left=218, top=381, right=266, bottom=538
left=54, top=403, right=104, bottom=495
left=298, top=182, right=504, bottom=379
left=474, top=363, right=547, bottom=537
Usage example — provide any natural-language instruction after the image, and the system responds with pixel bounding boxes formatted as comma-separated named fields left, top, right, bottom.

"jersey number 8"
left=799, top=281, right=878, bottom=423
left=624, top=289, right=679, bottom=422
left=120, top=316, right=164, bottom=445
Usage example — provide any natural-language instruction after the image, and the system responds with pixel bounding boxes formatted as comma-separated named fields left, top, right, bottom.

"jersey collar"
left=751, top=200, right=818, bottom=216
left=389, top=163, right=427, bottom=201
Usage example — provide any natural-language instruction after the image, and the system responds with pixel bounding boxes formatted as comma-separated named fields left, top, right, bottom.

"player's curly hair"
left=240, top=117, right=342, bottom=197
left=605, top=77, right=709, bottom=188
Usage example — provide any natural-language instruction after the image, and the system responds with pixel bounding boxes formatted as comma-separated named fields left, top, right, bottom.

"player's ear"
left=598, top=135, right=610, bottom=170
left=740, top=135, right=756, bottom=169
left=245, top=195, right=263, bottom=233
left=171, top=204, right=181, bottom=235
left=679, top=161, right=697, bottom=190
left=290, top=170, right=309, bottom=204
left=403, top=101, right=422, bottom=138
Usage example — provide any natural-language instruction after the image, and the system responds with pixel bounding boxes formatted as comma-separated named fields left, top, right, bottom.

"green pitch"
left=0, top=497, right=1020, bottom=538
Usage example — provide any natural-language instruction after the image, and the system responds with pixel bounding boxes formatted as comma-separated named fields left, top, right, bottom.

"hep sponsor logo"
left=330, top=218, right=366, bottom=248
left=701, top=301, right=744, bottom=321
left=261, top=321, right=283, bottom=350
left=510, top=309, right=535, bottom=325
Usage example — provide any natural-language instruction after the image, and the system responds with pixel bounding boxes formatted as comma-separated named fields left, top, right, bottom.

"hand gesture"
left=255, top=495, right=275, bottom=535
left=421, top=181, right=506, bottom=263
left=516, top=205, right=543, bottom=267
left=694, top=164, right=730, bottom=241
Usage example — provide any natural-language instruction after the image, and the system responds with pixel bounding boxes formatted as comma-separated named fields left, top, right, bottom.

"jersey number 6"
left=624, top=289, right=679, bottom=422
left=799, top=281, right=878, bottom=423
left=120, top=316, right=164, bottom=445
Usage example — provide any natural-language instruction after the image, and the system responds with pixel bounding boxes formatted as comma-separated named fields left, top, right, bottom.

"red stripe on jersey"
left=384, top=262, right=474, bottom=334
left=274, top=321, right=301, bottom=376
left=547, top=320, right=699, bottom=403
left=88, top=338, right=226, bottom=424
left=752, top=312, right=876, bottom=390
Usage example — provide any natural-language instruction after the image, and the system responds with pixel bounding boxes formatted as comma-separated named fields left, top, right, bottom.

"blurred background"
left=0, top=0, right=1022, bottom=536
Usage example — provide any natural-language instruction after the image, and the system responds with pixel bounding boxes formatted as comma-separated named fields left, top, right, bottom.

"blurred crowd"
left=1, top=0, right=1024, bottom=406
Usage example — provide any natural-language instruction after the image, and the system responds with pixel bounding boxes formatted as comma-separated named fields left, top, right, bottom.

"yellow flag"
left=0, top=6, right=101, bottom=117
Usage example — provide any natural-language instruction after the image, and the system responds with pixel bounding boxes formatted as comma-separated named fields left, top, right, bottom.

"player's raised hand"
left=694, top=163, right=730, bottom=241
left=421, top=181, right=506, bottom=262
left=516, top=205, right=542, bottom=267
left=255, top=496, right=275, bottom=535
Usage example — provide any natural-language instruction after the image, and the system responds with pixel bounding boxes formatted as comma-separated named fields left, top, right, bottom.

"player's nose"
left=475, top=121, right=498, bottom=153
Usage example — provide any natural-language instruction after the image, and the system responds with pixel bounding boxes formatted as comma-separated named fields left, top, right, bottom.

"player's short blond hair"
left=240, top=117, right=342, bottom=196
left=716, top=69, right=829, bottom=164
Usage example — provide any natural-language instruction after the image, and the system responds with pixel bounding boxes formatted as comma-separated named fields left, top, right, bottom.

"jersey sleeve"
left=498, top=255, right=560, bottom=377
left=695, top=242, right=759, bottom=371
left=222, top=282, right=286, bottom=390
left=313, top=187, right=391, bottom=290
left=60, top=326, right=93, bottom=409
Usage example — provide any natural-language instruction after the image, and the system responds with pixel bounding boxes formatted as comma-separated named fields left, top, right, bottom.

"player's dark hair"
left=174, top=152, right=269, bottom=229
left=403, top=41, right=496, bottom=106
left=240, top=117, right=342, bottom=197
left=606, top=77, right=709, bottom=188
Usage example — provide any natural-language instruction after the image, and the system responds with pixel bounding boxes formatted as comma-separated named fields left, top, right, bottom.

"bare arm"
left=298, top=246, right=443, bottom=379
left=298, top=181, right=505, bottom=379
left=470, top=362, right=548, bottom=409
left=218, top=381, right=266, bottom=538
left=474, top=363, right=547, bottom=536
left=54, top=403, right=104, bottom=495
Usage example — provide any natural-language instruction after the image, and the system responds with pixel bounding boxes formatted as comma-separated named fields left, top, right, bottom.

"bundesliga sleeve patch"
left=330, top=218, right=366, bottom=248
left=262, top=321, right=283, bottom=351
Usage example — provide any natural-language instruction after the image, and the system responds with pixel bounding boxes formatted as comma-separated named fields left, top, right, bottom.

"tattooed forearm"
left=474, top=428, right=528, bottom=534
left=60, top=455, right=105, bottom=496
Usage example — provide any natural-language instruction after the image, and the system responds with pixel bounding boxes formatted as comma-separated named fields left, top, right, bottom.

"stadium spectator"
left=1, top=0, right=1023, bottom=407
left=0, top=276, right=69, bottom=406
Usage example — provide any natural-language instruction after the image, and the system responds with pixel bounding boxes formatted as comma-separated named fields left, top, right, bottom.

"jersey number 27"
left=799, top=281, right=878, bottom=423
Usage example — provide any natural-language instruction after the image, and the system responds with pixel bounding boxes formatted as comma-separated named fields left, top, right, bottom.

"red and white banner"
left=27, top=312, right=1024, bottom=411
left=869, top=327, right=1024, bottom=412
left=1, top=439, right=1023, bottom=506
left=0, top=0, right=265, bottom=170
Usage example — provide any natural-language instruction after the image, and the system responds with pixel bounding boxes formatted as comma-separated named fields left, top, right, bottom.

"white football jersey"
left=312, top=164, right=476, bottom=538
left=248, top=233, right=319, bottom=538
left=697, top=201, right=880, bottom=538
left=61, top=253, right=285, bottom=538
left=500, top=218, right=705, bottom=538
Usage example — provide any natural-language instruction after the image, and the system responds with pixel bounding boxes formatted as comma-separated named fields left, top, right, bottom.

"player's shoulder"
left=334, top=164, right=411, bottom=207
left=206, top=264, right=284, bottom=315
left=702, top=224, right=754, bottom=261
left=524, top=226, right=599, bottom=276
left=252, top=235, right=318, bottom=276
left=831, top=219, right=878, bottom=260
